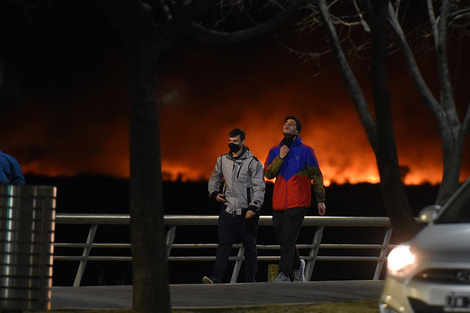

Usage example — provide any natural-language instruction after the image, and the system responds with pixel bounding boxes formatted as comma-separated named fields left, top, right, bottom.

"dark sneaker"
left=202, top=276, right=221, bottom=284
left=294, top=259, right=306, bottom=282
left=245, top=277, right=256, bottom=283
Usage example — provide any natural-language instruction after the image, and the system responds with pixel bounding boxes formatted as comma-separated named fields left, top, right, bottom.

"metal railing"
left=53, top=214, right=393, bottom=287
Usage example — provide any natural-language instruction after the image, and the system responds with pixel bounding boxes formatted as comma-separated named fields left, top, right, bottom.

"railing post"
left=166, top=225, right=177, bottom=259
left=230, top=247, right=244, bottom=284
left=73, top=224, right=98, bottom=287
left=373, top=227, right=393, bottom=280
left=305, top=226, right=324, bottom=281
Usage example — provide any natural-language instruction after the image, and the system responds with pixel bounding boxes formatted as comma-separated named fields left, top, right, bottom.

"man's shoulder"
left=297, top=142, right=314, bottom=150
left=0, top=152, right=10, bottom=164
left=300, top=143, right=313, bottom=148
left=293, top=143, right=315, bottom=157
left=244, top=150, right=261, bottom=162
left=269, top=144, right=281, bottom=151
left=249, top=154, right=262, bottom=164
left=214, top=154, right=229, bottom=164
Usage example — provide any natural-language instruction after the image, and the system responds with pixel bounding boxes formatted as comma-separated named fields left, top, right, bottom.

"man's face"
left=283, top=119, right=299, bottom=136
left=229, top=135, right=243, bottom=146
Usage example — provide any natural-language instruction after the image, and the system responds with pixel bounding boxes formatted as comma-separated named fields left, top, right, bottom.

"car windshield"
left=435, top=179, right=470, bottom=224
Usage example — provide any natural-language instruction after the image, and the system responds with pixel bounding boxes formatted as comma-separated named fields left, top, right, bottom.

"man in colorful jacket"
left=264, top=116, right=325, bottom=283
left=203, top=128, right=265, bottom=284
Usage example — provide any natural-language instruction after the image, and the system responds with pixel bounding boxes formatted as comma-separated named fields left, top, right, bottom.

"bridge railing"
left=54, top=214, right=394, bottom=287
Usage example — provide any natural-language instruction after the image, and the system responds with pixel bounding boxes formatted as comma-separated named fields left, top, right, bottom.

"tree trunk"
left=438, top=130, right=465, bottom=204
left=319, top=0, right=420, bottom=241
left=128, top=39, right=170, bottom=312
left=366, top=0, right=420, bottom=242
left=433, top=0, right=466, bottom=204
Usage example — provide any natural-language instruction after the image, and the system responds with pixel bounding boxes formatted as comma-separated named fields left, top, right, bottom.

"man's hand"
left=216, top=194, right=227, bottom=203
left=279, top=145, right=289, bottom=159
left=317, top=202, right=326, bottom=216
left=245, top=205, right=258, bottom=219
left=245, top=210, right=256, bottom=219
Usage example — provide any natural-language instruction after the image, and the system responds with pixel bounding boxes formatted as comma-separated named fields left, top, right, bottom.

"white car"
left=379, top=178, right=470, bottom=313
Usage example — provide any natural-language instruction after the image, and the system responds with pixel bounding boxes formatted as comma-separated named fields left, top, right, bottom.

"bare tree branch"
left=187, top=0, right=306, bottom=44
left=436, top=0, right=460, bottom=133
left=317, top=0, right=378, bottom=148
left=427, top=0, right=439, bottom=45
left=463, top=102, right=470, bottom=136
left=388, top=2, right=445, bottom=128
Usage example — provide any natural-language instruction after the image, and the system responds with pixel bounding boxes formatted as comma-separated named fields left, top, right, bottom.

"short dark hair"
left=285, top=116, right=301, bottom=133
left=229, top=128, right=246, bottom=141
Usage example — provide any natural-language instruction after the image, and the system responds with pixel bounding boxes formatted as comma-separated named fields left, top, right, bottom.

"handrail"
left=55, top=214, right=391, bottom=226
left=53, top=214, right=393, bottom=287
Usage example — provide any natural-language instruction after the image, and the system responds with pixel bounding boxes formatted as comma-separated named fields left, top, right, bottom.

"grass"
left=40, top=300, right=379, bottom=313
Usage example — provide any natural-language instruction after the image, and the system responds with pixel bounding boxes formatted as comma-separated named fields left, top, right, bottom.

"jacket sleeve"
left=263, top=148, right=283, bottom=180
left=305, top=147, right=325, bottom=203
left=5, top=155, right=25, bottom=185
left=308, top=165, right=325, bottom=203
left=249, top=158, right=266, bottom=212
left=208, top=156, right=223, bottom=198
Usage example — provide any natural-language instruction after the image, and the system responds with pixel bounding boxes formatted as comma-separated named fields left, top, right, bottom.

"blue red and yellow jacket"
left=263, top=137, right=325, bottom=211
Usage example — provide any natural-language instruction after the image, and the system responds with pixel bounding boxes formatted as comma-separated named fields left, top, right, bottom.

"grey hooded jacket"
left=208, top=147, right=265, bottom=215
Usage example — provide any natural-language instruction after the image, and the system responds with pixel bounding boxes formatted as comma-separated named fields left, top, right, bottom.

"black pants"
left=212, top=210, right=259, bottom=281
left=272, top=207, right=307, bottom=277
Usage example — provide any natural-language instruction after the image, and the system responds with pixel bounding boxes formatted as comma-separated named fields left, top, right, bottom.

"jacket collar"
left=280, top=136, right=302, bottom=148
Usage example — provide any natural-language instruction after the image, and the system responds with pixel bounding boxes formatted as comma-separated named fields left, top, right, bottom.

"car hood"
left=412, top=223, right=470, bottom=261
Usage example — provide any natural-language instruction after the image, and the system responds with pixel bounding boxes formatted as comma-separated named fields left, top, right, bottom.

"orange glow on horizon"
left=13, top=91, right=470, bottom=186
left=11, top=91, right=470, bottom=186
left=20, top=158, right=460, bottom=185
left=17, top=127, right=469, bottom=186
left=4, top=41, right=470, bottom=186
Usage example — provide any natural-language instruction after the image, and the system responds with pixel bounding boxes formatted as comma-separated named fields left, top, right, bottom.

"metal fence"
left=53, top=214, right=394, bottom=287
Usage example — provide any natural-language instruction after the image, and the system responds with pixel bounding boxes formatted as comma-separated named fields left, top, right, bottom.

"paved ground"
left=51, top=280, right=384, bottom=310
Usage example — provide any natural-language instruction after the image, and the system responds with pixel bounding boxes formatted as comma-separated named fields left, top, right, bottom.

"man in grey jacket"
left=203, top=128, right=265, bottom=284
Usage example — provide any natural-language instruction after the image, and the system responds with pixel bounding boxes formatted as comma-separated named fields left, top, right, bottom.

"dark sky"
left=0, top=2, right=469, bottom=185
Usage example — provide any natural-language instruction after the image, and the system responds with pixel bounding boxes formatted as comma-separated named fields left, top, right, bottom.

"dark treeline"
left=24, top=174, right=439, bottom=216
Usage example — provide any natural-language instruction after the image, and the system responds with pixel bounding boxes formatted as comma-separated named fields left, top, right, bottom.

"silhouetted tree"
left=298, top=0, right=470, bottom=241
left=388, top=0, right=470, bottom=204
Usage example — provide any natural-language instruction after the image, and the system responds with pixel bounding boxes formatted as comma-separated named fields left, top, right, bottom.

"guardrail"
left=54, top=214, right=394, bottom=287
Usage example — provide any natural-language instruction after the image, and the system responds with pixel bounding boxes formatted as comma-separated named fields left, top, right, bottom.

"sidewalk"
left=51, top=280, right=384, bottom=310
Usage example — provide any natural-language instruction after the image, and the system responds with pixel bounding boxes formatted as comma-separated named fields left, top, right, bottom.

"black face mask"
left=228, top=143, right=241, bottom=153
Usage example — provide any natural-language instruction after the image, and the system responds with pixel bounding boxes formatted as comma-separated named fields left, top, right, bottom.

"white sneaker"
left=202, top=276, right=221, bottom=284
left=293, top=259, right=305, bottom=282
left=274, top=272, right=291, bottom=283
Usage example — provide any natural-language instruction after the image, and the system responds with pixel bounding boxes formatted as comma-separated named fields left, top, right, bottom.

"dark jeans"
left=272, top=207, right=307, bottom=277
left=212, top=210, right=259, bottom=281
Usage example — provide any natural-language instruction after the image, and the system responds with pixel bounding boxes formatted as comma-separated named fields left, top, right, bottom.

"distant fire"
left=10, top=69, right=470, bottom=186
left=11, top=109, right=470, bottom=185
left=19, top=111, right=460, bottom=186
left=2, top=39, right=470, bottom=186
left=18, top=131, right=468, bottom=185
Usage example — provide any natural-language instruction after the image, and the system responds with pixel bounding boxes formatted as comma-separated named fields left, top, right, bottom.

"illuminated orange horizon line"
left=22, top=170, right=446, bottom=186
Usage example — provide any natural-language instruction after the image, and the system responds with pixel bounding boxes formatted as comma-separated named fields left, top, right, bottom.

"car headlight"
left=387, top=245, right=416, bottom=276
